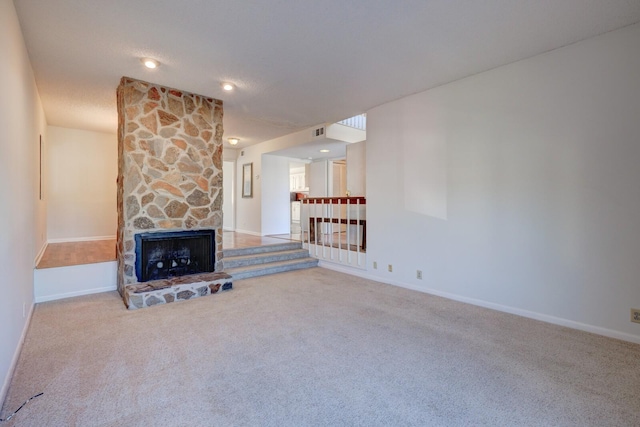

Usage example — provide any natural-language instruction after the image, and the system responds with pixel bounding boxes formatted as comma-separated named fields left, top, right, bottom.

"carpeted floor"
left=2, top=268, right=640, bottom=426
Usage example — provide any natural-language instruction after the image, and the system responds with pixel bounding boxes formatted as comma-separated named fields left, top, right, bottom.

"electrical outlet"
left=417, top=270, right=422, bottom=280
left=388, top=264, right=393, bottom=272
left=373, top=261, right=377, bottom=269
left=631, top=308, right=640, bottom=324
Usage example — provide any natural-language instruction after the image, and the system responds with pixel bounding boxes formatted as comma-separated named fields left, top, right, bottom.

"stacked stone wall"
left=116, top=77, right=223, bottom=295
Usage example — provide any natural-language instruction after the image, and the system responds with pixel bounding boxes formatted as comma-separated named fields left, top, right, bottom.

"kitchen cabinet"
left=290, top=173, right=306, bottom=191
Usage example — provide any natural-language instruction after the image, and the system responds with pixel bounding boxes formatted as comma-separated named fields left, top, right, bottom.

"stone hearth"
left=124, top=272, right=232, bottom=310
left=116, top=77, right=228, bottom=309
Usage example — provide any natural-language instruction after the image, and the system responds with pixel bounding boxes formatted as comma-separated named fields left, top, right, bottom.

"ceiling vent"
left=311, top=126, right=325, bottom=139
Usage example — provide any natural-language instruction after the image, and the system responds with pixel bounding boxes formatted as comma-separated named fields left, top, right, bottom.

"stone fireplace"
left=116, top=77, right=230, bottom=309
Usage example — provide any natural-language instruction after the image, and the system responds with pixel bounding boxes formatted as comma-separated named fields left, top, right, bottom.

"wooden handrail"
left=301, top=196, right=366, bottom=205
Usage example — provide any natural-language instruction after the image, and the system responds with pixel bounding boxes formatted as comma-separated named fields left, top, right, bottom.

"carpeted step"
left=226, top=257, right=319, bottom=280
left=222, top=242, right=302, bottom=258
left=223, top=241, right=318, bottom=280
left=224, top=248, right=310, bottom=269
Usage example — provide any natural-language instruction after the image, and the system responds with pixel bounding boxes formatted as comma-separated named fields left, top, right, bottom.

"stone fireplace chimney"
left=116, top=77, right=227, bottom=308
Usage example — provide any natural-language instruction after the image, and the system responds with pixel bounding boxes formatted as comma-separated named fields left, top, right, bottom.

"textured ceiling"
left=13, top=0, right=640, bottom=149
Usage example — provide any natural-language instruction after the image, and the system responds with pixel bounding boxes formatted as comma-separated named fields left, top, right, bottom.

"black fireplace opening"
left=135, top=230, right=215, bottom=282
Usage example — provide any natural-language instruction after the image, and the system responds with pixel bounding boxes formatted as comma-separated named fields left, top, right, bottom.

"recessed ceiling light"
left=228, top=138, right=239, bottom=146
left=319, top=149, right=330, bottom=153
left=141, top=58, right=160, bottom=69
left=221, top=82, right=235, bottom=91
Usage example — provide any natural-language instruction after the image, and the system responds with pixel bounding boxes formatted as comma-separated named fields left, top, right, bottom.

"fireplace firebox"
left=134, top=230, right=215, bottom=282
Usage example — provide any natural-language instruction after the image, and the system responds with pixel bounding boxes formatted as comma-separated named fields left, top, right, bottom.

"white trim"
left=47, top=235, right=116, bottom=243
left=34, top=241, right=47, bottom=267
left=319, top=261, right=378, bottom=278
left=35, top=285, right=116, bottom=303
left=0, top=301, right=34, bottom=408
left=318, top=265, right=640, bottom=345
left=233, top=229, right=262, bottom=237
left=222, top=227, right=235, bottom=232
left=318, top=260, right=368, bottom=272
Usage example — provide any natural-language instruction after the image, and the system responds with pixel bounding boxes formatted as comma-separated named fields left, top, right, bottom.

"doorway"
left=289, top=161, right=308, bottom=238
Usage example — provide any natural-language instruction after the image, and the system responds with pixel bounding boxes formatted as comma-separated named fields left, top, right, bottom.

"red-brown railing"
left=301, top=197, right=366, bottom=268
left=301, top=196, right=366, bottom=204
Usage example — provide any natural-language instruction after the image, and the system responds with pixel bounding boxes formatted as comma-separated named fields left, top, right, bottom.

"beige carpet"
left=2, top=268, right=639, bottom=426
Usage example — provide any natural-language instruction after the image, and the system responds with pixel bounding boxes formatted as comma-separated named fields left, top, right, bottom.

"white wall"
left=346, top=141, right=366, bottom=196
left=222, top=160, right=235, bottom=230
left=235, top=127, right=322, bottom=234
left=223, top=147, right=238, bottom=162
left=0, top=0, right=48, bottom=404
left=326, top=122, right=366, bottom=144
left=366, top=23, right=640, bottom=342
left=221, top=149, right=239, bottom=231
left=235, top=150, right=261, bottom=234
left=308, top=160, right=329, bottom=198
left=261, top=155, right=292, bottom=235
left=234, top=125, right=362, bottom=235
left=47, top=126, right=117, bottom=241
left=34, top=261, right=117, bottom=303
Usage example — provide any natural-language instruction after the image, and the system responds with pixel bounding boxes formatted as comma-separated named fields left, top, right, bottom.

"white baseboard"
left=34, top=241, right=47, bottom=267
left=317, top=260, right=367, bottom=274
left=0, top=300, right=34, bottom=409
left=233, top=229, right=262, bottom=237
left=47, top=235, right=116, bottom=244
left=318, top=264, right=640, bottom=345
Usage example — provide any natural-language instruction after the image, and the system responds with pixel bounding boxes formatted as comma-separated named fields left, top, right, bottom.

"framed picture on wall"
left=242, top=162, right=253, bottom=198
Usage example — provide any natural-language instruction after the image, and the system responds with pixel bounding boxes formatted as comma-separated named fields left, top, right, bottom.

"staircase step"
left=222, top=241, right=302, bottom=258
left=224, top=248, right=310, bottom=269
left=226, top=257, right=319, bottom=280
left=222, top=240, right=317, bottom=280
